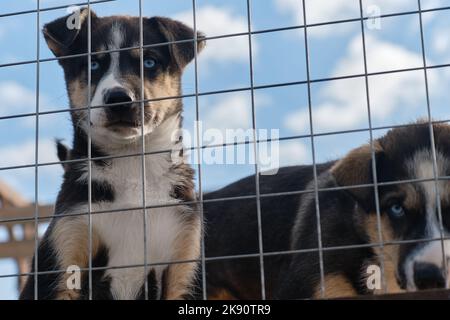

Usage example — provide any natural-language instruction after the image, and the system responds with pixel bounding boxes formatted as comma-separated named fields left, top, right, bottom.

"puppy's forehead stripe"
left=406, top=149, right=450, bottom=206
left=402, top=149, right=450, bottom=288
left=109, top=22, right=125, bottom=50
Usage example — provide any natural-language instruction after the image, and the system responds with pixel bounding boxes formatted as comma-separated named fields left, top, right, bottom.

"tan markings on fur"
left=401, top=184, right=420, bottom=210
left=170, top=163, right=196, bottom=202
left=164, top=215, right=201, bottom=299
left=68, top=79, right=88, bottom=108
left=208, top=289, right=238, bottom=300
left=363, top=214, right=403, bottom=294
left=129, top=47, right=141, bottom=59
left=50, top=216, right=101, bottom=300
left=313, top=274, right=357, bottom=299
left=331, top=141, right=383, bottom=187
left=45, top=39, right=63, bottom=58
left=145, top=74, right=180, bottom=111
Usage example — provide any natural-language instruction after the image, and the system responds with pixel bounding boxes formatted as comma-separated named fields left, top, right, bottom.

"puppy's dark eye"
left=388, top=204, right=405, bottom=219
left=91, top=60, right=100, bottom=71
left=144, top=58, right=156, bottom=69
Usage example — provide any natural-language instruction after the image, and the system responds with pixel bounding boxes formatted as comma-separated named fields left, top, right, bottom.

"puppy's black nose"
left=105, top=87, right=132, bottom=105
left=104, top=88, right=134, bottom=123
left=413, top=262, right=446, bottom=290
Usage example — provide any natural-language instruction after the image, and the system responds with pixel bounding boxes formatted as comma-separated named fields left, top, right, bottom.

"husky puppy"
left=202, top=122, right=450, bottom=299
left=20, top=8, right=205, bottom=300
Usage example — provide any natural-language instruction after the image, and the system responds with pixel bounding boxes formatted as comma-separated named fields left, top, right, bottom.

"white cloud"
left=305, top=0, right=359, bottom=24
left=263, top=139, right=310, bottom=173
left=0, top=139, right=62, bottom=202
left=278, top=140, right=310, bottom=165
left=29, top=0, right=66, bottom=5
left=0, top=81, right=36, bottom=116
left=363, top=0, right=418, bottom=13
left=191, top=92, right=309, bottom=172
left=344, top=33, right=423, bottom=73
left=182, top=92, right=270, bottom=150
left=201, top=92, right=270, bottom=132
left=419, top=0, right=447, bottom=10
left=276, top=0, right=303, bottom=22
left=284, top=35, right=434, bottom=133
left=277, top=0, right=419, bottom=23
left=276, top=0, right=357, bottom=37
left=276, top=0, right=358, bottom=28
left=432, top=29, right=450, bottom=56
left=0, top=81, right=59, bottom=128
left=275, top=0, right=422, bottom=38
left=195, top=92, right=311, bottom=172
left=202, top=94, right=251, bottom=131
left=0, top=139, right=58, bottom=168
left=174, top=6, right=257, bottom=64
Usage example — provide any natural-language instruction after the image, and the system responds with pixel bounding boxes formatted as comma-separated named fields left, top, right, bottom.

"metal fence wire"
left=0, top=0, right=449, bottom=300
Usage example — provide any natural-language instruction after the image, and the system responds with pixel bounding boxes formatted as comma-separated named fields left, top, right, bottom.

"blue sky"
left=0, top=0, right=450, bottom=299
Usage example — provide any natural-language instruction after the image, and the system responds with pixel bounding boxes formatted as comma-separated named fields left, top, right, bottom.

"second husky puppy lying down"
left=202, top=122, right=450, bottom=299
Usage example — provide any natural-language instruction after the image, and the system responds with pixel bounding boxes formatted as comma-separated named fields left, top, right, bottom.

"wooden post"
left=0, top=180, right=53, bottom=291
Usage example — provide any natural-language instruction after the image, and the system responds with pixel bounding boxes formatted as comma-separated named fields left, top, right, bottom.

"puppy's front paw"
left=56, top=290, right=79, bottom=300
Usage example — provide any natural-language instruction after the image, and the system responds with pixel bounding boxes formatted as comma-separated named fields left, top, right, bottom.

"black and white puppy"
left=20, top=8, right=205, bottom=300
left=203, top=122, right=450, bottom=299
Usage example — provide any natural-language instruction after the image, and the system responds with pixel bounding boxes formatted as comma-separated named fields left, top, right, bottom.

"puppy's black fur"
left=200, top=163, right=334, bottom=299
left=201, top=122, right=450, bottom=299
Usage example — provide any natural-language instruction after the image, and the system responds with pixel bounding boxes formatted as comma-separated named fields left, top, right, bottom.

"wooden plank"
left=339, top=288, right=450, bottom=300
left=0, top=205, right=54, bottom=221
left=0, top=180, right=29, bottom=207
left=0, top=240, right=34, bottom=259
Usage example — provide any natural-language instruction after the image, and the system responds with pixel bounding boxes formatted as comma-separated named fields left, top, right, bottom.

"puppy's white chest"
left=90, top=156, right=182, bottom=299
left=92, top=207, right=183, bottom=299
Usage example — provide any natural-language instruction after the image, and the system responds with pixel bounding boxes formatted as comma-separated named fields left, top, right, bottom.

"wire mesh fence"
left=0, top=0, right=449, bottom=300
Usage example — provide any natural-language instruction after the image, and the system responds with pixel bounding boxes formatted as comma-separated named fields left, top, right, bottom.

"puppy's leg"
left=163, top=216, right=201, bottom=300
left=50, top=216, right=100, bottom=300
left=20, top=235, right=60, bottom=300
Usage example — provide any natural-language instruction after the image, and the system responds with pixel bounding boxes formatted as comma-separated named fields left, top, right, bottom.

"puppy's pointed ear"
left=149, top=16, right=206, bottom=70
left=330, top=142, right=384, bottom=212
left=55, top=139, right=71, bottom=171
left=43, top=8, right=98, bottom=57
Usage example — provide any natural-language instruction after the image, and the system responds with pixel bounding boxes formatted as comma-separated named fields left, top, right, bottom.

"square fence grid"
left=0, top=0, right=450, bottom=300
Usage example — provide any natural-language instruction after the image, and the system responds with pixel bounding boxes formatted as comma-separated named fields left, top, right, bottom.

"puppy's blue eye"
left=91, top=61, right=100, bottom=70
left=144, top=58, right=156, bottom=69
left=388, top=204, right=405, bottom=218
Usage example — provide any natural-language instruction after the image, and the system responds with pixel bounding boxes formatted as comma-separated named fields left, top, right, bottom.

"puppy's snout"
left=105, top=87, right=132, bottom=106
left=413, top=262, right=446, bottom=290
left=104, top=88, right=137, bottom=125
